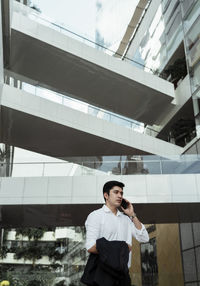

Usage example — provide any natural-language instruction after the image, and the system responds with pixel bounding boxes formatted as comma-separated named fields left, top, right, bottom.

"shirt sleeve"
left=85, top=211, right=101, bottom=250
left=131, top=222, right=149, bottom=243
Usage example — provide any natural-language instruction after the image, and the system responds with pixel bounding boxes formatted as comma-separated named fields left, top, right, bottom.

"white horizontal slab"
left=0, top=174, right=199, bottom=205
left=1, top=84, right=183, bottom=158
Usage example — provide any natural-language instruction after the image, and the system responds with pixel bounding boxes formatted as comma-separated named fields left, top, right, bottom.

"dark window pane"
left=183, top=249, right=197, bottom=282
left=182, top=0, right=195, bottom=17
left=196, top=246, right=200, bottom=280
left=180, top=223, right=194, bottom=250
left=193, top=223, right=200, bottom=246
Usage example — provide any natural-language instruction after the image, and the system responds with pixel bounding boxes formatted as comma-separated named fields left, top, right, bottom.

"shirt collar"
left=102, top=205, right=122, bottom=216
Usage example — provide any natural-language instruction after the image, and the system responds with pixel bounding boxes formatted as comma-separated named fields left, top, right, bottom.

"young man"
left=85, top=180, right=149, bottom=264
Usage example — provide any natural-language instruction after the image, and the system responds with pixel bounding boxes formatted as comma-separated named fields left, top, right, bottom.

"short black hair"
left=103, top=180, right=125, bottom=201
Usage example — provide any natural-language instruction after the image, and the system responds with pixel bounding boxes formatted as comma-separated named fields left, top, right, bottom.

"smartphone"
left=121, top=199, right=129, bottom=209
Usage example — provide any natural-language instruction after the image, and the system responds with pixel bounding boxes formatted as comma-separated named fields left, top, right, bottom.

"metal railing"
left=1, top=154, right=200, bottom=177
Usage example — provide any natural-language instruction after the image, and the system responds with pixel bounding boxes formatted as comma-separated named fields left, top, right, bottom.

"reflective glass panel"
left=180, top=223, right=194, bottom=250
left=183, top=249, right=197, bottom=282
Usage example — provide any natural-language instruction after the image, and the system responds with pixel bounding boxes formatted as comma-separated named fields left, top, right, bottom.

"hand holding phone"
left=121, top=198, right=129, bottom=209
left=121, top=199, right=136, bottom=218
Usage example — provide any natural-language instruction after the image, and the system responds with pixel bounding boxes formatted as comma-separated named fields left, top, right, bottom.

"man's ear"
left=104, top=193, right=108, bottom=201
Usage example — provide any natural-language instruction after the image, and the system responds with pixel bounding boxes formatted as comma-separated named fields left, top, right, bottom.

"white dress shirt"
left=85, top=205, right=149, bottom=267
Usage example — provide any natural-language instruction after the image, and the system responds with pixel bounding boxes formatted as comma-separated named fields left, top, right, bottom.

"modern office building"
left=0, top=226, right=87, bottom=285
left=0, top=0, right=200, bottom=285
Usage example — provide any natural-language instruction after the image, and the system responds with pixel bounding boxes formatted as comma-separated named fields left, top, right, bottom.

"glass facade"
left=127, top=0, right=184, bottom=76
left=180, top=223, right=200, bottom=285
left=182, top=0, right=200, bottom=137
left=125, top=0, right=200, bottom=147
left=0, top=226, right=86, bottom=286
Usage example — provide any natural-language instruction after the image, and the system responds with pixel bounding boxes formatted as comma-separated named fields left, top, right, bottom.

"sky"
left=30, top=0, right=139, bottom=52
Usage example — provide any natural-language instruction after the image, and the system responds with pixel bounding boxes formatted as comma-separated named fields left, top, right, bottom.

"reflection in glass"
left=4, top=151, right=200, bottom=178
left=1, top=223, right=200, bottom=285
left=140, top=238, right=158, bottom=286
left=183, top=249, right=197, bottom=282
left=0, top=227, right=87, bottom=286
left=196, top=246, right=200, bottom=281
left=193, top=223, right=200, bottom=246
left=180, top=223, right=194, bottom=250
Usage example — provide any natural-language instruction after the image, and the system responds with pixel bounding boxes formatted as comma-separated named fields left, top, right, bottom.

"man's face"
left=104, top=186, right=123, bottom=208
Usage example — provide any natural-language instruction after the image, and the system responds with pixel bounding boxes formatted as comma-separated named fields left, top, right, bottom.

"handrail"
left=1, top=156, right=200, bottom=164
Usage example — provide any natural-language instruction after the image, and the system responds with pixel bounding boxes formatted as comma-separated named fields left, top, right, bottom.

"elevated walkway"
left=0, top=84, right=182, bottom=158
left=0, top=174, right=200, bottom=226
left=9, top=1, right=175, bottom=125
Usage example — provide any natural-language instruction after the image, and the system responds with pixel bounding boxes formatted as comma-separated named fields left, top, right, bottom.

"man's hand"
left=87, top=244, right=98, bottom=254
left=121, top=198, right=135, bottom=217
left=121, top=198, right=142, bottom=230
left=128, top=244, right=132, bottom=252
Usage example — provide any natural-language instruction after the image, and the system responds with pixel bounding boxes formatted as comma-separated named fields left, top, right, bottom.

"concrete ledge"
left=1, top=84, right=183, bottom=158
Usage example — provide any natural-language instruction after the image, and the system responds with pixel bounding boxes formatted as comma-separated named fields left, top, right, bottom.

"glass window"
left=98, top=161, right=122, bottom=175
left=193, top=223, right=200, bottom=246
left=142, top=161, right=161, bottom=174
left=162, top=0, right=171, bottom=14
left=180, top=223, right=194, bottom=250
left=188, top=37, right=200, bottom=68
left=163, top=0, right=179, bottom=25
left=192, top=63, right=200, bottom=93
left=196, top=246, right=200, bottom=280
left=182, top=249, right=197, bottom=282
left=166, top=11, right=181, bottom=41
left=186, top=15, right=200, bottom=49
left=181, top=0, right=196, bottom=18
left=140, top=238, right=158, bottom=286
left=161, top=160, right=180, bottom=174
left=183, top=1, right=200, bottom=34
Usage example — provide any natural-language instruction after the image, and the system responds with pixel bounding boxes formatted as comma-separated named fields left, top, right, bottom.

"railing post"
left=42, top=163, right=45, bottom=176
left=159, top=159, right=163, bottom=174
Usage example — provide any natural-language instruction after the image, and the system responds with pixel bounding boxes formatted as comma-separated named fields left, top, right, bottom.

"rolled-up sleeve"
left=132, top=223, right=149, bottom=243
left=85, top=211, right=101, bottom=250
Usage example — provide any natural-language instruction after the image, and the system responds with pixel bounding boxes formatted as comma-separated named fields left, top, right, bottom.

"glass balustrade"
left=4, top=70, right=159, bottom=136
left=1, top=154, right=200, bottom=177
